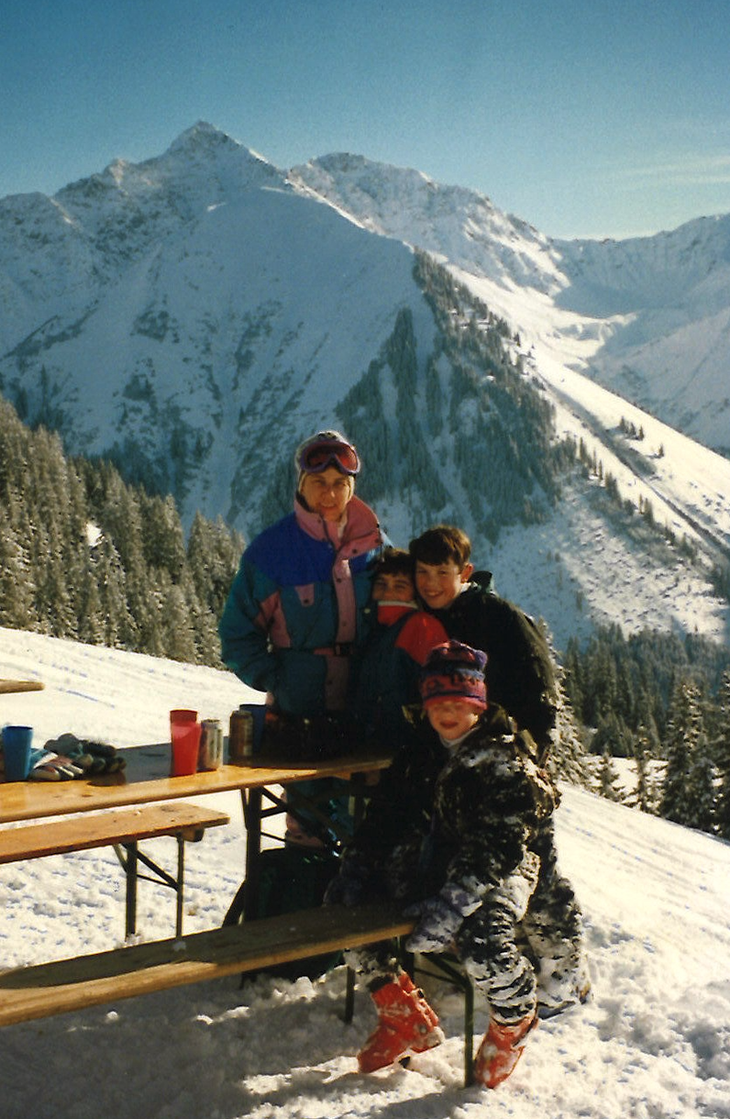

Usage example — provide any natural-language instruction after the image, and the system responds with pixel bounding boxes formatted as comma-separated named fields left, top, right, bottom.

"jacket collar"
left=294, top=493, right=382, bottom=555
left=375, top=602, right=417, bottom=626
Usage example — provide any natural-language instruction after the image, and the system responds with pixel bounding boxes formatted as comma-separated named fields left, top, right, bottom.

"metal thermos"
left=198, top=719, right=223, bottom=770
left=228, top=709, right=254, bottom=760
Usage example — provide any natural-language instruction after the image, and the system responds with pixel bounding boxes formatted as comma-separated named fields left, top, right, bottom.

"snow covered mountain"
left=293, top=153, right=730, bottom=457
left=1, top=122, right=729, bottom=652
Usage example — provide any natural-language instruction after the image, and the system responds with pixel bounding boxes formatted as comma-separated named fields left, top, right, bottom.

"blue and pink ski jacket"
left=219, top=494, right=385, bottom=715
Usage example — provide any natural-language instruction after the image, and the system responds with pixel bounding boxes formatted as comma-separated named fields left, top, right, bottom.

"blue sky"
left=2, top=0, right=729, bottom=239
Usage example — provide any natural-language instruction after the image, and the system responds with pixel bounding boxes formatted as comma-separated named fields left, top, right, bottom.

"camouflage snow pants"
left=347, top=824, right=588, bottom=1023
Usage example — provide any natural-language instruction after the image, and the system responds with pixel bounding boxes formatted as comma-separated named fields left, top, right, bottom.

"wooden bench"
left=0, top=901, right=477, bottom=1084
left=0, top=901, right=413, bottom=1025
left=0, top=803, right=229, bottom=938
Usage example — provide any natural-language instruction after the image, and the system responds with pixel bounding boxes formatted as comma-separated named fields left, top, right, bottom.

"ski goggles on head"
left=297, top=438, right=361, bottom=476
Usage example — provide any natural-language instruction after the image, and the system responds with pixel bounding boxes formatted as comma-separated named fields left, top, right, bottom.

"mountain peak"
left=158, top=122, right=283, bottom=190
left=296, top=151, right=436, bottom=195
left=165, top=120, right=238, bottom=155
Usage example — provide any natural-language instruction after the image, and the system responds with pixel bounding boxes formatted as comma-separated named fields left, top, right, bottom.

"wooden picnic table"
left=0, top=745, right=422, bottom=1051
left=0, top=742, right=393, bottom=923
left=0, top=742, right=391, bottom=823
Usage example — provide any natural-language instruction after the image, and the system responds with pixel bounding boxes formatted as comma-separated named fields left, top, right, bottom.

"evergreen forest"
left=0, top=397, right=242, bottom=667
left=565, top=624, right=730, bottom=839
left=335, top=252, right=577, bottom=543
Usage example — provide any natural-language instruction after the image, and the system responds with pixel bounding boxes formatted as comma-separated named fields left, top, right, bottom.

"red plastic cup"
left=169, top=709, right=198, bottom=754
left=170, top=709, right=198, bottom=724
left=170, top=721, right=202, bottom=777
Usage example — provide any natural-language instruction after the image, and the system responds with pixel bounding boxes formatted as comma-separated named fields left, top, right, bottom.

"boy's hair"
left=409, top=525, right=472, bottom=570
left=373, top=547, right=414, bottom=577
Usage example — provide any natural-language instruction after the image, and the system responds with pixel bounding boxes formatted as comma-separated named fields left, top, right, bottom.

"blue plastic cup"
left=239, top=703, right=266, bottom=753
left=2, top=725, right=33, bottom=781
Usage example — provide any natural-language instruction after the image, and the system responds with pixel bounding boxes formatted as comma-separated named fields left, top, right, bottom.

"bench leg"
left=124, top=842, right=138, bottom=938
left=176, top=834, right=185, bottom=938
left=116, top=838, right=188, bottom=939
left=344, top=966, right=356, bottom=1023
left=242, top=788, right=262, bottom=922
left=415, top=953, right=475, bottom=1087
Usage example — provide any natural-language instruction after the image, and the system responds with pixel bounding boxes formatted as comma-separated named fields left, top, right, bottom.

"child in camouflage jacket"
left=326, top=640, right=589, bottom=1088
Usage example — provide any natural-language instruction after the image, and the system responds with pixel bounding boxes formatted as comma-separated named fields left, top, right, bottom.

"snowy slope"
left=0, top=629, right=729, bottom=1119
left=292, top=154, right=730, bottom=456
left=451, top=267, right=730, bottom=645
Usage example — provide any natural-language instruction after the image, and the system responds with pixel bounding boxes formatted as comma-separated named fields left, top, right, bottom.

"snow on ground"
left=451, top=263, right=730, bottom=550
left=487, top=494, right=729, bottom=653
left=1, top=626, right=729, bottom=1119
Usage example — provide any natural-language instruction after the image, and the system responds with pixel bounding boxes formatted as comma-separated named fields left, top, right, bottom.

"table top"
left=0, top=743, right=393, bottom=824
left=0, top=680, right=45, bottom=695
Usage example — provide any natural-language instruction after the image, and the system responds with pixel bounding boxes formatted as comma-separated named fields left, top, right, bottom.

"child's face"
left=372, top=571, right=415, bottom=603
left=426, top=699, right=480, bottom=741
left=414, top=559, right=474, bottom=610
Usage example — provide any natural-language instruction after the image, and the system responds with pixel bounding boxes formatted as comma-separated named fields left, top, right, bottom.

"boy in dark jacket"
left=327, top=641, right=588, bottom=1088
left=409, top=525, right=558, bottom=759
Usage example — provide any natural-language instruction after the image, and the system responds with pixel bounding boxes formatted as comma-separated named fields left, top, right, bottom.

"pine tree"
left=30, top=518, right=76, bottom=638
left=76, top=560, right=106, bottom=646
left=0, top=508, right=36, bottom=629
left=591, top=710, right=631, bottom=758
left=141, top=493, right=187, bottom=581
left=595, top=749, right=626, bottom=802
left=187, top=511, right=242, bottom=619
left=92, top=536, right=134, bottom=648
left=95, top=473, right=138, bottom=567
left=160, top=579, right=198, bottom=663
left=135, top=574, right=167, bottom=658
left=190, top=593, right=222, bottom=666
left=713, top=671, right=730, bottom=838
left=684, top=731, right=717, bottom=833
left=660, top=679, right=707, bottom=826
left=629, top=725, right=660, bottom=814
left=541, top=630, right=587, bottom=784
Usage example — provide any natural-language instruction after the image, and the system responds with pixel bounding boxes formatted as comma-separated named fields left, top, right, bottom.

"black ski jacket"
left=426, top=582, right=557, bottom=752
left=345, top=705, right=558, bottom=911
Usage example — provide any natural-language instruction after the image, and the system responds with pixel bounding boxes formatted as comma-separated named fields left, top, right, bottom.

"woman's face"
left=299, top=466, right=355, bottom=522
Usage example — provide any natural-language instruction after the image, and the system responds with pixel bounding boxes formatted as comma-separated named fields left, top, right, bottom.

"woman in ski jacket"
left=219, top=430, right=385, bottom=717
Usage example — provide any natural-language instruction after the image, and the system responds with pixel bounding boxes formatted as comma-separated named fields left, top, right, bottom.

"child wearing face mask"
left=351, top=548, right=448, bottom=742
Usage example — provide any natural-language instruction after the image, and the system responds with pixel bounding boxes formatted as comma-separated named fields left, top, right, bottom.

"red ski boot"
left=358, top=972, right=444, bottom=1073
left=474, top=1011, right=537, bottom=1089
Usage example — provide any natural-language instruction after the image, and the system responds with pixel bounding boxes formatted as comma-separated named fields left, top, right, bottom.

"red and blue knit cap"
left=419, top=640, right=488, bottom=710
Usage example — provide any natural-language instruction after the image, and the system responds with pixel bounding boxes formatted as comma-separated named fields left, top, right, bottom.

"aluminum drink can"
left=229, top=709, right=253, bottom=760
left=199, top=718, right=223, bottom=770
